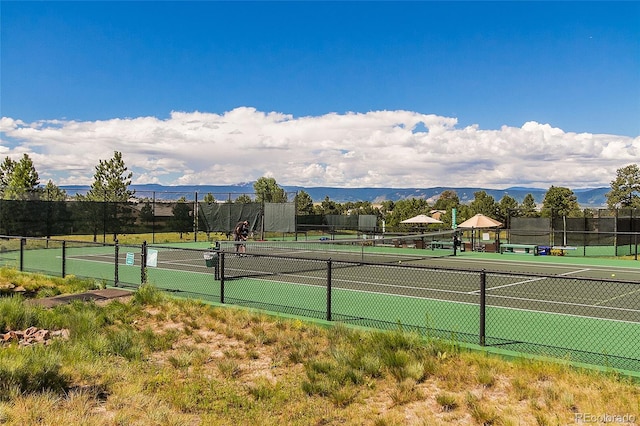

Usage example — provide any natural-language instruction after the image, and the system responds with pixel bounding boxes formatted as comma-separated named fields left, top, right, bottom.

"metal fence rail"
left=2, top=235, right=639, bottom=373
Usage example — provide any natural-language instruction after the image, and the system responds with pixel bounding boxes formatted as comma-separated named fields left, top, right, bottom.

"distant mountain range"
left=61, top=183, right=610, bottom=207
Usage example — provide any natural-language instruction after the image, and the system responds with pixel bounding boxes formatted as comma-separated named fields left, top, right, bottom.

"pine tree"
left=78, top=151, right=135, bottom=241
left=606, top=163, right=640, bottom=209
left=253, top=177, right=287, bottom=203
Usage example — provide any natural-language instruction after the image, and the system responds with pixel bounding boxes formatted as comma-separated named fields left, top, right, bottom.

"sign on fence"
left=147, top=249, right=158, bottom=267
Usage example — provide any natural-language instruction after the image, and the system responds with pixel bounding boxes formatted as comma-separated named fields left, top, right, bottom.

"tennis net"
left=218, top=230, right=458, bottom=279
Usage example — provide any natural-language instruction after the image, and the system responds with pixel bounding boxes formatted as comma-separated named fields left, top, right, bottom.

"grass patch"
left=1, top=271, right=639, bottom=425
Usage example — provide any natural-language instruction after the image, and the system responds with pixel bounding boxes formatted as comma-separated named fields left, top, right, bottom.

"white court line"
left=228, top=268, right=476, bottom=296
left=595, top=287, right=640, bottom=307
left=247, top=276, right=640, bottom=324
left=447, top=257, right=640, bottom=273
left=486, top=293, right=640, bottom=315
left=468, top=268, right=593, bottom=294
left=69, top=254, right=638, bottom=316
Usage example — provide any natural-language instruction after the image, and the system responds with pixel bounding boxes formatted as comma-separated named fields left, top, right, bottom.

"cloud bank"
left=1, top=108, right=638, bottom=189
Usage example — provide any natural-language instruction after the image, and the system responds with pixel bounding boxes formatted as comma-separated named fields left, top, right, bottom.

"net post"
left=141, top=241, right=147, bottom=285
left=479, top=269, right=486, bottom=346
left=213, top=243, right=220, bottom=281
left=20, top=237, right=25, bottom=272
left=326, top=259, right=332, bottom=322
left=453, top=232, right=458, bottom=256
left=62, top=240, right=66, bottom=278
left=193, top=192, right=198, bottom=243
left=220, top=251, right=225, bottom=304
left=114, top=239, right=119, bottom=287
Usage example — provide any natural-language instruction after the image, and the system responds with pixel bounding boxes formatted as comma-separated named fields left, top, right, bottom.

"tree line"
left=0, top=151, right=638, bottom=233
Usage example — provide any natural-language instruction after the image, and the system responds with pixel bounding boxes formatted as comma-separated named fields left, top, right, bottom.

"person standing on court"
left=233, top=220, right=250, bottom=255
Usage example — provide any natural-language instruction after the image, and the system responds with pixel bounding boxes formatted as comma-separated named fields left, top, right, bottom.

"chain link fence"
left=508, top=209, right=640, bottom=259
left=0, top=193, right=381, bottom=242
left=1, top=235, right=638, bottom=373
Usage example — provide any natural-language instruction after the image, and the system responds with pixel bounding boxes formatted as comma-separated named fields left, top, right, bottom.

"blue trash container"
left=538, top=246, right=550, bottom=255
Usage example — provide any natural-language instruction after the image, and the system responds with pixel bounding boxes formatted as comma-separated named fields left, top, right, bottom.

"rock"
left=1, top=327, right=69, bottom=347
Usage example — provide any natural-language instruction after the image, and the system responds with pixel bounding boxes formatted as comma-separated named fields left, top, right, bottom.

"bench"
left=500, top=243, right=538, bottom=255
left=392, top=239, right=407, bottom=248
left=429, top=240, right=454, bottom=250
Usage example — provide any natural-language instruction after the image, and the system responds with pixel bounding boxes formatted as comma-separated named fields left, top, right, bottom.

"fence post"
left=20, top=238, right=25, bottom=272
left=114, top=239, right=119, bottom=287
left=152, top=192, right=156, bottom=245
left=220, top=251, right=225, bottom=304
left=194, top=192, right=198, bottom=243
left=141, top=241, right=147, bottom=285
left=62, top=241, right=66, bottom=278
left=479, top=269, right=486, bottom=346
left=326, top=259, right=332, bottom=321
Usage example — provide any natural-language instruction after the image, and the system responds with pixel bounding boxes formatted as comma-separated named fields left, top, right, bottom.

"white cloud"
left=0, top=108, right=638, bottom=189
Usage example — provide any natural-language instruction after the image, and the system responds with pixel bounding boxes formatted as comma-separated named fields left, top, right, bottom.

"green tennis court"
left=3, top=240, right=639, bottom=372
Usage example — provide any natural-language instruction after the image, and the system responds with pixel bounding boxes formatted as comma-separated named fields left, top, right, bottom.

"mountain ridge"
left=61, top=183, right=610, bottom=207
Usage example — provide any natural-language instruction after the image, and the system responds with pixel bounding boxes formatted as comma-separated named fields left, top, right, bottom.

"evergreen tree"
left=0, top=157, right=16, bottom=198
left=606, top=163, right=640, bottom=209
left=140, top=201, right=155, bottom=230
left=4, top=154, right=40, bottom=200
left=469, top=190, right=497, bottom=217
left=253, top=177, right=287, bottom=203
left=0, top=154, right=41, bottom=236
left=433, top=190, right=462, bottom=228
left=320, top=196, right=343, bottom=215
left=78, top=151, right=135, bottom=241
left=235, top=194, right=253, bottom=204
left=433, top=190, right=460, bottom=211
left=170, top=197, right=193, bottom=239
left=384, top=198, right=430, bottom=229
left=43, top=180, right=67, bottom=201
left=42, top=180, right=70, bottom=237
left=84, top=151, right=134, bottom=202
left=541, top=186, right=581, bottom=218
left=203, top=193, right=216, bottom=203
left=520, top=193, right=539, bottom=217
left=296, top=190, right=314, bottom=215
left=497, top=194, right=519, bottom=224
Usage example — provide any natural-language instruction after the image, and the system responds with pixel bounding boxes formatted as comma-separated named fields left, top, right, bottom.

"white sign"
left=146, top=249, right=158, bottom=268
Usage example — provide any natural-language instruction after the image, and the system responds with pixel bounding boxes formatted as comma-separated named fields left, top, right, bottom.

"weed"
left=435, top=392, right=459, bottom=411
left=0, top=345, right=70, bottom=400
left=470, top=402, right=500, bottom=425
left=384, top=350, right=413, bottom=382
left=133, top=283, right=165, bottom=306
left=477, top=367, right=497, bottom=388
left=389, top=378, right=422, bottom=406
left=247, top=378, right=278, bottom=401
left=0, top=296, right=43, bottom=331
left=301, top=377, right=332, bottom=397
left=511, top=376, right=537, bottom=401
left=359, top=353, right=384, bottom=378
left=217, top=359, right=242, bottom=379
left=105, top=327, right=144, bottom=361
left=329, top=383, right=358, bottom=407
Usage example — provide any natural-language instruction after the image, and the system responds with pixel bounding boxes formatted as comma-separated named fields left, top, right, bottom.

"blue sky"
left=1, top=1, right=639, bottom=190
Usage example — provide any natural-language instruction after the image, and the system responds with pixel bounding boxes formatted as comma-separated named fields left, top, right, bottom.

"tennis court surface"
left=3, top=234, right=639, bottom=374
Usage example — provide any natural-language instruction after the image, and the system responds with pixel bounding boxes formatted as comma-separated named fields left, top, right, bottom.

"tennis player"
left=233, top=220, right=250, bottom=256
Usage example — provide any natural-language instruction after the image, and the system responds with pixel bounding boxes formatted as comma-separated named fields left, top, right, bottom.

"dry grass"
left=0, top=283, right=639, bottom=425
